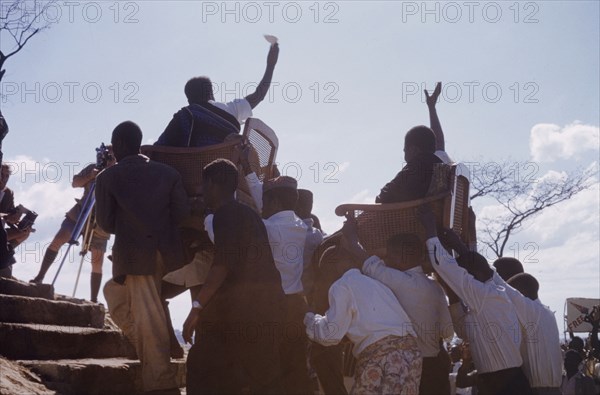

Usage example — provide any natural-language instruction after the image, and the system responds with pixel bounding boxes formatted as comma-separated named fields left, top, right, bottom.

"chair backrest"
left=141, top=118, right=279, bottom=212
left=141, top=139, right=241, bottom=197
left=243, top=118, right=279, bottom=181
left=335, top=163, right=471, bottom=256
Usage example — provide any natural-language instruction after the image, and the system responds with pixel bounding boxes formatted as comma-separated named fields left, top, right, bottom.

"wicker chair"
left=335, top=163, right=471, bottom=258
left=140, top=117, right=279, bottom=211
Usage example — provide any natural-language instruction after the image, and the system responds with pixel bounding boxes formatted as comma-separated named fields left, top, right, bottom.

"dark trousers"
left=419, top=354, right=451, bottom=395
left=310, top=342, right=348, bottom=395
left=186, top=321, right=283, bottom=395
left=280, top=294, right=313, bottom=395
left=477, top=366, right=532, bottom=395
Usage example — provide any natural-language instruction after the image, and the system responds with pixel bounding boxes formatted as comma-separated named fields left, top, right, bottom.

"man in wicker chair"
left=156, top=43, right=279, bottom=147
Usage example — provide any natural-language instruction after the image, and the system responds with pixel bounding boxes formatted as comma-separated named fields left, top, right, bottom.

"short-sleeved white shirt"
left=209, top=98, right=253, bottom=124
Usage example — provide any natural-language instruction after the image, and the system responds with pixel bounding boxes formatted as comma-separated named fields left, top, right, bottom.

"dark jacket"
left=376, top=152, right=442, bottom=203
left=0, top=188, right=15, bottom=214
left=95, top=154, right=190, bottom=280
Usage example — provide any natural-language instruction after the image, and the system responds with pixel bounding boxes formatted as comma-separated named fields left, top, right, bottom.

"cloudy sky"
left=1, top=0, right=598, bottom=335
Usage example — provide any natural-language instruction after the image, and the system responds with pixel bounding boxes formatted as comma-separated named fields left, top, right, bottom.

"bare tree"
left=0, top=0, right=55, bottom=83
left=471, top=161, right=597, bottom=258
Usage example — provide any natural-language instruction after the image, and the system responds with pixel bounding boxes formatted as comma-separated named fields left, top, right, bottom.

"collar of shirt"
left=265, top=210, right=307, bottom=227
left=118, top=154, right=150, bottom=164
left=405, top=265, right=425, bottom=275
left=302, top=217, right=315, bottom=229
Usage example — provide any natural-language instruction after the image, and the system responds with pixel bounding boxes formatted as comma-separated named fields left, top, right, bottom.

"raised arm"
left=245, top=44, right=279, bottom=109
left=425, top=82, right=445, bottom=151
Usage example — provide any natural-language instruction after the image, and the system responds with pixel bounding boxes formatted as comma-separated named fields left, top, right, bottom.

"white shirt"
left=492, top=273, right=562, bottom=388
left=262, top=210, right=308, bottom=295
left=209, top=98, right=252, bottom=124
left=426, top=237, right=523, bottom=374
left=245, top=172, right=263, bottom=213
left=435, top=150, right=453, bottom=165
left=301, top=218, right=324, bottom=292
left=304, top=268, right=416, bottom=357
left=362, top=256, right=454, bottom=357
left=204, top=210, right=308, bottom=295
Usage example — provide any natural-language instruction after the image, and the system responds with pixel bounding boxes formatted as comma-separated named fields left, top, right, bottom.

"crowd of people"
left=0, top=41, right=599, bottom=395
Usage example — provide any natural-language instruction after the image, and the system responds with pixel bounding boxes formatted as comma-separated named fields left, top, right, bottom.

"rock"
left=0, top=356, right=55, bottom=395
left=0, top=277, right=54, bottom=300
left=0, top=323, right=137, bottom=360
left=0, top=294, right=105, bottom=328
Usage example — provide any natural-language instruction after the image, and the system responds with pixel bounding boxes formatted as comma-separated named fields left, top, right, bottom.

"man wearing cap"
left=261, top=175, right=313, bottom=395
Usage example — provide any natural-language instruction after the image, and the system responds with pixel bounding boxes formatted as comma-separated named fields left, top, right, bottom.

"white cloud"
left=530, top=122, right=599, bottom=162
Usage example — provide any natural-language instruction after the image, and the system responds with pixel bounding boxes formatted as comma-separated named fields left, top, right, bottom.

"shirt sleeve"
left=449, top=302, right=468, bottom=339
left=244, top=172, right=263, bottom=212
left=491, top=272, right=537, bottom=326
left=305, top=281, right=354, bottom=346
left=426, top=237, right=487, bottom=312
left=169, top=175, right=191, bottom=226
left=204, top=214, right=215, bottom=243
left=211, top=99, right=253, bottom=124
left=212, top=206, right=242, bottom=271
left=362, top=255, right=414, bottom=289
left=94, top=172, right=116, bottom=234
left=438, top=289, right=455, bottom=340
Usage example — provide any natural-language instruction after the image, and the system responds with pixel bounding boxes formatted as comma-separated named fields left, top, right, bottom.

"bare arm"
left=72, top=164, right=98, bottom=188
left=245, top=44, right=279, bottom=109
left=425, top=82, right=445, bottom=151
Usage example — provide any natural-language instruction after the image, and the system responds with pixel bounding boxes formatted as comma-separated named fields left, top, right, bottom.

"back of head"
left=386, top=233, right=424, bottom=268
left=569, top=336, right=584, bottom=353
left=405, top=125, right=436, bottom=154
left=111, top=121, right=142, bottom=159
left=295, top=189, right=314, bottom=219
left=507, top=273, right=539, bottom=300
left=262, top=176, right=299, bottom=216
left=185, top=77, right=214, bottom=104
left=202, top=159, right=238, bottom=194
left=493, top=257, right=524, bottom=281
left=457, top=251, right=492, bottom=282
left=564, top=349, right=583, bottom=372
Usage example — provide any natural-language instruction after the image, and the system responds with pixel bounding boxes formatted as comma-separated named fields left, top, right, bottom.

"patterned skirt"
left=352, top=335, right=422, bottom=395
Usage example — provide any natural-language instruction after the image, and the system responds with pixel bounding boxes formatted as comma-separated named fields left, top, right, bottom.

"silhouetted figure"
left=0, top=111, right=14, bottom=274
left=493, top=257, right=524, bottom=281
left=156, top=43, right=279, bottom=147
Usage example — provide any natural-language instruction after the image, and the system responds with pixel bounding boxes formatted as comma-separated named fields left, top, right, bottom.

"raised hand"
left=267, top=43, right=279, bottom=67
left=425, top=82, right=442, bottom=107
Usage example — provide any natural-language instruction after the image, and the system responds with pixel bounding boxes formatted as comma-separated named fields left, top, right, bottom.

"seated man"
left=304, top=218, right=422, bottom=395
left=376, top=82, right=452, bottom=204
left=377, top=125, right=443, bottom=203
left=156, top=43, right=279, bottom=147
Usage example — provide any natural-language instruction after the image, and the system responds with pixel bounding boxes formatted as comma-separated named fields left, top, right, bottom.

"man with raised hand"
left=156, top=42, right=279, bottom=147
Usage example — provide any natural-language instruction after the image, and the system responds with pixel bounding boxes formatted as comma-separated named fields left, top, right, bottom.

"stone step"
left=0, top=323, right=136, bottom=360
left=20, top=358, right=186, bottom=395
left=0, top=294, right=105, bottom=328
left=0, top=277, right=54, bottom=300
